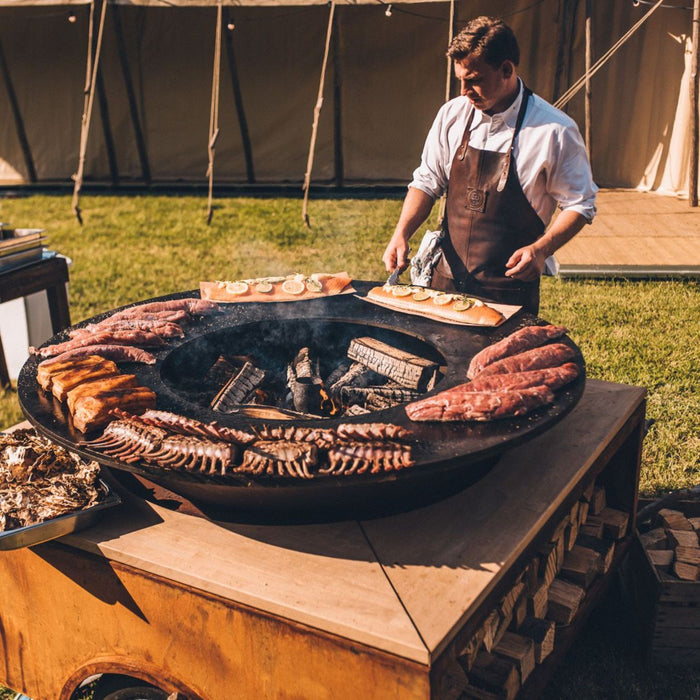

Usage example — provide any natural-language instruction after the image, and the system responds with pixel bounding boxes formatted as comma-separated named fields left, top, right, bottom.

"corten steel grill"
left=18, top=282, right=586, bottom=522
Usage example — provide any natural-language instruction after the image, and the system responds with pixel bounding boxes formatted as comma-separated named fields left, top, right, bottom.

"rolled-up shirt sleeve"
left=547, top=124, right=598, bottom=223
left=408, top=104, right=452, bottom=200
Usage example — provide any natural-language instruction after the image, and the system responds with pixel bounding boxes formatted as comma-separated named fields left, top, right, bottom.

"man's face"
left=454, top=54, right=517, bottom=115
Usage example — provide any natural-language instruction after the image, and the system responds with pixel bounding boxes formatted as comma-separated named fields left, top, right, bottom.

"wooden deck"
left=555, top=189, right=700, bottom=278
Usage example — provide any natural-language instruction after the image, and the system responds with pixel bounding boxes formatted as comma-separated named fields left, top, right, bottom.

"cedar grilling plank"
left=467, top=324, right=568, bottom=378
left=405, top=385, right=555, bottom=422
left=474, top=343, right=576, bottom=378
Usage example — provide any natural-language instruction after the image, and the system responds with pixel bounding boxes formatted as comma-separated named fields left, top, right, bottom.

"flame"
left=319, top=387, right=339, bottom=416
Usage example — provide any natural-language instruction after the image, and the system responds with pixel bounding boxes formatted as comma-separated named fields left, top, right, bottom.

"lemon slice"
left=432, top=293, right=453, bottom=305
left=453, top=298, right=475, bottom=311
left=255, top=281, right=273, bottom=293
left=282, top=278, right=306, bottom=295
left=392, top=286, right=413, bottom=297
left=412, top=290, right=431, bottom=302
left=305, top=278, right=323, bottom=293
left=225, top=281, right=249, bottom=295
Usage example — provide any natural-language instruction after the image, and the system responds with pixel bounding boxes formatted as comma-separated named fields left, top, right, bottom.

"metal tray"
left=0, top=479, right=121, bottom=550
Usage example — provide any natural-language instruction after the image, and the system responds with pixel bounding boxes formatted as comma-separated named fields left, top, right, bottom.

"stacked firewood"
left=639, top=508, right=700, bottom=581
left=439, top=481, right=630, bottom=700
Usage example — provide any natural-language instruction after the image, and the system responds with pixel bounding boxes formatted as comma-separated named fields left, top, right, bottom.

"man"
left=382, top=16, right=597, bottom=314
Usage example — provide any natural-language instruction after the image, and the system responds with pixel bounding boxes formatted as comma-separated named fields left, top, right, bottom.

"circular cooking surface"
left=18, top=282, right=585, bottom=521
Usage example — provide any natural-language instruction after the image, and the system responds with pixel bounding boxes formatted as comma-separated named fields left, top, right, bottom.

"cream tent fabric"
left=0, top=1, right=696, bottom=194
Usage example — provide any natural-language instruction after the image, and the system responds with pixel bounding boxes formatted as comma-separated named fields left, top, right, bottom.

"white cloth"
left=409, top=81, right=598, bottom=227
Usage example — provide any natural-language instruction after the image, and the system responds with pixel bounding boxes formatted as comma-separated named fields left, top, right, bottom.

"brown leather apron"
left=431, top=87, right=545, bottom=315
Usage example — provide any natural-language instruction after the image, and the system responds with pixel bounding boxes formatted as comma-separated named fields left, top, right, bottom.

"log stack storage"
left=626, top=500, right=700, bottom=666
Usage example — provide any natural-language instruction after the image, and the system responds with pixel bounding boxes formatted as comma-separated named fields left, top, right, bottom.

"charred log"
left=339, top=385, right=421, bottom=411
left=347, top=337, right=438, bottom=391
left=286, top=347, right=324, bottom=415
left=211, top=361, right=267, bottom=413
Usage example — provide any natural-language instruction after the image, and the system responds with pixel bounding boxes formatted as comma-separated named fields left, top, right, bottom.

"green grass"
left=0, top=193, right=698, bottom=698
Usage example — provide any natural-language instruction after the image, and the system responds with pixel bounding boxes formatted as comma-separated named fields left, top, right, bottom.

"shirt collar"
left=470, top=79, right=523, bottom=129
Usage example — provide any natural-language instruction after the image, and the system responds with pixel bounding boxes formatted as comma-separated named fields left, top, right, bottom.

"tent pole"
left=72, top=0, right=109, bottom=225
left=113, top=3, right=151, bottom=185
left=444, top=0, right=455, bottom=103
left=302, top=0, right=336, bottom=228
left=332, top=9, right=343, bottom=188
left=223, top=7, right=255, bottom=184
left=207, top=0, right=223, bottom=224
left=585, top=0, right=592, bottom=159
left=437, top=0, right=455, bottom=227
left=691, top=0, right=700, bottom=207
left=96, top=65, right=119, bottom=187
left=0, top=38, right=36, bottom=183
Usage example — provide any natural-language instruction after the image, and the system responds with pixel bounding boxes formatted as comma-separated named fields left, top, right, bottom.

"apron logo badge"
left=466, top=187, right=487, bottom=213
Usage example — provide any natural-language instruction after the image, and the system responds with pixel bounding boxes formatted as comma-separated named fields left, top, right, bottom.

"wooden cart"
left=0, top=379, right=645, bottom=699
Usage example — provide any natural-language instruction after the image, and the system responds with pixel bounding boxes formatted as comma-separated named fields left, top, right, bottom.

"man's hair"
left=447, top=16, right=520, bottom=68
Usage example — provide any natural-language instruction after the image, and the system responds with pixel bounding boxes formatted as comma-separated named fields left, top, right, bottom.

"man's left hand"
left=505, top=244, right=547, bottom=282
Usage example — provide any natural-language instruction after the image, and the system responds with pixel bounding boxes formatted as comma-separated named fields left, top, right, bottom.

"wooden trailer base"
left=0, top=379, right=645, bottom=699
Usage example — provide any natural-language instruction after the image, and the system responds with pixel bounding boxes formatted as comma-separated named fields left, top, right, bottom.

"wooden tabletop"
left=62, top=379, right=645, bottom=666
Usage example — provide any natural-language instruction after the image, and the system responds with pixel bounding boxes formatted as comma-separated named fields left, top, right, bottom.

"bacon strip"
left=405, top=386, right=555, bottom=422
left=473, top=343, right=576, bottom=378
left=467, top=325, right=568, bottom=378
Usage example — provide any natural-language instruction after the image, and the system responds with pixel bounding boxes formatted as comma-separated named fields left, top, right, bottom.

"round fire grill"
left=18, top=282, right=585, bottom=522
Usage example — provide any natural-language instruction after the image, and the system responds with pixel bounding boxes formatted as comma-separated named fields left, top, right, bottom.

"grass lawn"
left=0, top=192, right=698, bottom=698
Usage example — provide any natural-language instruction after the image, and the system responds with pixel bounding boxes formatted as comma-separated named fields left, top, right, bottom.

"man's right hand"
left=382, top=187, right=435, bottom=273
left=382, top=236, right=412, bottom=273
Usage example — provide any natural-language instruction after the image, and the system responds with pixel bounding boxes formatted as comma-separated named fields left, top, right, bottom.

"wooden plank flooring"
left=555, top=189, right=700, bottom=276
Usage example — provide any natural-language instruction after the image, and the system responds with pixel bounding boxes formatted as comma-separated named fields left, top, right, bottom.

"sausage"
left=473, top=343, right=576, bottom=378
left=467, top=325, right=568, bottom=378
left=405, top=385, right=555, bottom=422
left=38, top=345, right=157, bottom=366
left=33, top=330, right=166, bottom=358
left=108, top=298, right=220, bottom=321
left=71, top=320, right=184, bottom=339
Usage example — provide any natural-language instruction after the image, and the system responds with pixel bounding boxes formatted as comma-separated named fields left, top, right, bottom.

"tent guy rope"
left=553, top=0, right=665, bottom=109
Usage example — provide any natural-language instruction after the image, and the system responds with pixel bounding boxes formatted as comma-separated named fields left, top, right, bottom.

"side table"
left=0, top=255, right=71, bottom=386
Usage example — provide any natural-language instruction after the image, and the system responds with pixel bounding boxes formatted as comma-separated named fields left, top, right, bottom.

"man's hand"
left=505, top=244, right=547, bottom=282
left=382, top=235, right=412, bottom=273
left=383, top=187, right=435, bottom=272
left=506, top=210, right=588, bottom=282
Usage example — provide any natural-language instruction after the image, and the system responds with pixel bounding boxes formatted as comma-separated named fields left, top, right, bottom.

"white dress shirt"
left=409, top=81, right=598, bottom=226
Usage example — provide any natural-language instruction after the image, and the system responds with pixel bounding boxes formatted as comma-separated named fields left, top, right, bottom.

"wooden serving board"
left=359, top=292, right=520, bottom=327
left=200, top=272, right=355, bottom=304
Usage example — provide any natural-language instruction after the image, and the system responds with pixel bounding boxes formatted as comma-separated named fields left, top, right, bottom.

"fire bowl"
left=18, top=282, right=585, bottom=522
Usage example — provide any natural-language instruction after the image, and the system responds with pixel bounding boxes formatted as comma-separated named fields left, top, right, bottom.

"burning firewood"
left=347, top=337, right=439, bottom=391
left=211, top=361, right=267, bottom=413
left=286, top=347, right=324, bottom=416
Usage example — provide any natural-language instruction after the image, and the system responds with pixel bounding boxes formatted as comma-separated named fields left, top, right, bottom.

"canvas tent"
left=0, top=0, right=698, bottom=200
